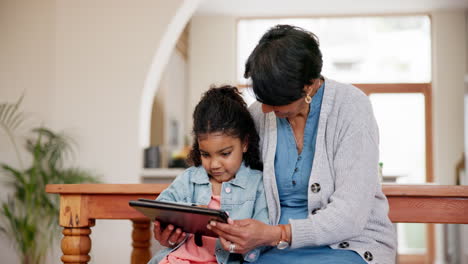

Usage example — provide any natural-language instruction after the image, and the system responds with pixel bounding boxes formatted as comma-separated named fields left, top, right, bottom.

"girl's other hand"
left=153, top=221, right=185, bottom=248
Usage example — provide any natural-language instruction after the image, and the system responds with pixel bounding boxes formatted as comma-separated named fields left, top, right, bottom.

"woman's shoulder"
left=248, top=101, right=268, bottom=135
left=248, top=101, right=264, bottom=121
left=325, top=78, right=374, bottom=117
left=326, top=78, right=368, bottom=103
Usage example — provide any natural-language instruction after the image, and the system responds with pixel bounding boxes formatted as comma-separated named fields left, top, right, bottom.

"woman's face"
left=261, top=79, right=321, bottom=119
left=262, top=97, right=308, bottom=119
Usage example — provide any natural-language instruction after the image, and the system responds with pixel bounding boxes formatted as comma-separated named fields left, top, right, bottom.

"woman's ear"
left=304, top=83, right=314, bottom=96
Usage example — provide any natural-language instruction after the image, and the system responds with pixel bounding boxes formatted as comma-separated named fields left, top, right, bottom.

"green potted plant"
left=0, top=97, right=100, bottom=264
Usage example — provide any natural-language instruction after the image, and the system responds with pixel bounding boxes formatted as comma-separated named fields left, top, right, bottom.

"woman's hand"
left=207, top=218, right=281, bottom=254
left=153, top=221, right=186, bottom=248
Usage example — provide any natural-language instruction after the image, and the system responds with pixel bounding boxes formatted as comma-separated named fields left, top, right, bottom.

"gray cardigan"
left=249, top=78, right=397, bottom=263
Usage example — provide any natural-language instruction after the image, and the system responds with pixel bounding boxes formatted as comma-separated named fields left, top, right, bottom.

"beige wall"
left=431, top=10, right=467, bottom=264
left=151, top=50, right=189, bottom=165
left=432, top=10, right=466, bottom=186
left=0, top=1, right=56, bottom=263
left=187, top=15, right=237, bottom=134
left=0, top=0, right=194, bottom=263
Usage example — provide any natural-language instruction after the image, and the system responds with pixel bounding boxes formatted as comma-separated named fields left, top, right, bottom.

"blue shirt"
left=275, top=84, right=325, bottom=224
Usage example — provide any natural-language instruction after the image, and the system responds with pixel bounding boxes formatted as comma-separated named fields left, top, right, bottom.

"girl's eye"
left=221, top=152, right=231, bottom=157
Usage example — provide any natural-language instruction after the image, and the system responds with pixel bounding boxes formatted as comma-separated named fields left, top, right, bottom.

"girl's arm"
left=156, top=168, right=193, bottom=203
left=153, top=168, right=195, bottom=247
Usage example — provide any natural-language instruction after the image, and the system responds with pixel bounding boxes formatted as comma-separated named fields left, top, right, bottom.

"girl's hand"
left=207, top=218, right=281, bottom=254
left=153, top=221, right=186, bottom=248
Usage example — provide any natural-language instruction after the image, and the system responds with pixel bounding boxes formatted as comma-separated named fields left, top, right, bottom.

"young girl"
left=148, top=86, right=269, bottom=264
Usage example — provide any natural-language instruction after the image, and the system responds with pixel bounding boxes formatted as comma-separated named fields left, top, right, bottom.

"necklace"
left=287, top=120, right=303, bottom=153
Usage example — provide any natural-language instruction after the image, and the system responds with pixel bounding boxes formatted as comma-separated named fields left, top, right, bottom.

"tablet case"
left=129, top=199, right=228, bottom=237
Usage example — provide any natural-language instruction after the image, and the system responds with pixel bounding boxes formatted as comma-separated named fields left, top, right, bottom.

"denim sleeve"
left=243, top=176, right=270, bottom=262
left=251, top=177, right=269, bottom=224
left=155, top=167, right=193, bottom=203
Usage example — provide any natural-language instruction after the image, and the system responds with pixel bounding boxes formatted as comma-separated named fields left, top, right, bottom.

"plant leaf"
left=0, top=95, right=25, bottom=131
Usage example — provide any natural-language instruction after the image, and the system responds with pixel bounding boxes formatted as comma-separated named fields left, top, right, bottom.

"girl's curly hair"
left=187, top=85, right=263, bottom=171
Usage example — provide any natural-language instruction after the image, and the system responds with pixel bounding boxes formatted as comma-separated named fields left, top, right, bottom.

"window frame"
left=354, top=83, right=433, bottom=183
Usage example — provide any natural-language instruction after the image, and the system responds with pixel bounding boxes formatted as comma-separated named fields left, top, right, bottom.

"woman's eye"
left=201, top=153, right=209, bottom=157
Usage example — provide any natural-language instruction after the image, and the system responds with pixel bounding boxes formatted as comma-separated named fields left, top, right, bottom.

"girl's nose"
left=210, top=158, right=221, bottom=169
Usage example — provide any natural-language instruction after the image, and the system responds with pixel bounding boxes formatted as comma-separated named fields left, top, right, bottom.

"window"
left=237, top=16, right=431, bottom=84
left=237, top=16, right=431, bottom=183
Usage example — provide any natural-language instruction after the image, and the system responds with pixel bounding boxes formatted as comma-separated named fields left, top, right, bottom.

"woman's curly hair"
left=187, top=85, right=263, bottom=171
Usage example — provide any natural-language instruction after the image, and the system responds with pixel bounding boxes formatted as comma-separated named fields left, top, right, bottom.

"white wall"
left=0, top=0, right=196, bottom=263
left=187, top=15, right=237, bottom=134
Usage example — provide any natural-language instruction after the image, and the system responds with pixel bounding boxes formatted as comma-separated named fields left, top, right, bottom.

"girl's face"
left=198, top=132, right=247, bottom=183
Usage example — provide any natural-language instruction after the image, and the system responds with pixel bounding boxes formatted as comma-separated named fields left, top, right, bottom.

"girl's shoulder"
left=174, top=166, right=209, bottom=183
left=238, top=165, right=263, bottom=183
left=248, top=167, right=263, bottom=178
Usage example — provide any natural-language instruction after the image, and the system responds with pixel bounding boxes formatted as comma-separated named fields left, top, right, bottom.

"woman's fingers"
left=209, top=221, right=240, bottom=235
left=209, top=219, right=273, bottom=252
left=219, top=236, right=248, bottom=254
left=208, top=221, right=243, bottom=242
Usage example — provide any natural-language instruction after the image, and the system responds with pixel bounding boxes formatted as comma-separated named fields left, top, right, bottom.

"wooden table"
left=46, top=184, right=468, bottom=264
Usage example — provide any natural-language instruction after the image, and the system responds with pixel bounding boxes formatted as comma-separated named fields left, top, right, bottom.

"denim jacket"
left=147, top=163, right=269, bottom=264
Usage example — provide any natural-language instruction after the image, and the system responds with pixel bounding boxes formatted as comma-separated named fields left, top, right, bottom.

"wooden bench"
left=46, top=184, right=468, bottom=264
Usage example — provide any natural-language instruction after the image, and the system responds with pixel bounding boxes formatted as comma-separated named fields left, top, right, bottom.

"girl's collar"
left=190, top=162, right=250, bottom=189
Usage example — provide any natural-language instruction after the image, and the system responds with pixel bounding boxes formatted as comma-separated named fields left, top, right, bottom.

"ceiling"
left=195, top=0, right=468, bottom=16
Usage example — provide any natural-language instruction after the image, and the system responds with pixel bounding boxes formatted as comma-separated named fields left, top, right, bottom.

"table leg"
left=61, top=227, right=92, bottom=264
left=131, top=219, right=152, bottom=264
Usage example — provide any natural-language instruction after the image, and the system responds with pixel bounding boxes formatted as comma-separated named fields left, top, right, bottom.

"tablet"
left=129, top=199, right=229, bottom=237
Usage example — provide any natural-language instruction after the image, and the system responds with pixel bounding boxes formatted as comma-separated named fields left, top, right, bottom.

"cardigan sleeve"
left=288, top=95, right=381, bottom=248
